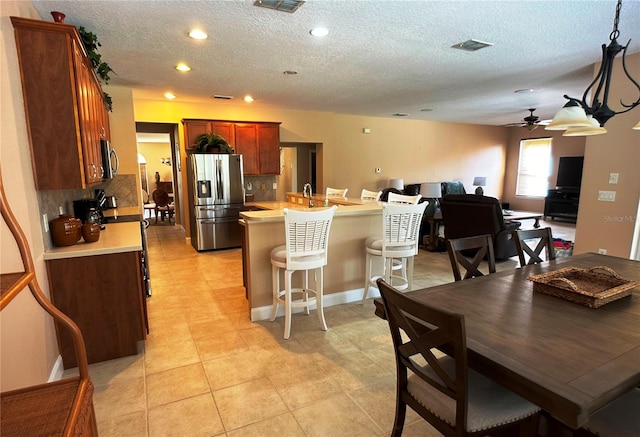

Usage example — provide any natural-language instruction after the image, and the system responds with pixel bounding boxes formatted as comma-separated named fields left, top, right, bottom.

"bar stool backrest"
left=283, top=205, right=337, bottom=270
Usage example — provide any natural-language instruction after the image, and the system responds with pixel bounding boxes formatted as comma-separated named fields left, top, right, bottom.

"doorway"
left=135, top=122, right=182, bottom=226
left=277, top=142, right=318, bottom=200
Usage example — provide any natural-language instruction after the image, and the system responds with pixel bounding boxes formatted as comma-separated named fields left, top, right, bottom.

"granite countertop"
left=44, top=222, right=142, bottom=260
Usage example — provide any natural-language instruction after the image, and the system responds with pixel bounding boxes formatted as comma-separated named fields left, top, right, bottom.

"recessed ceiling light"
left=310, top=27, right=329, bottom=37
left=176, top=63, right=191, bottom=72
left=393, top=113, right=409, bottom=117
left=451, top=39, right=493, bottom=52
left=283, top=70, right=298, bottom=75
left=164, top=92, right=176, bottom=99
left=244, top=95, right=254, bottom=103
left=188, top=29, right=208, bottom=40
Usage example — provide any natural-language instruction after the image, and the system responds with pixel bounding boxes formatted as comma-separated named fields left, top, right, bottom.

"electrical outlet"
left=247, top=182, right=252, bottom=191
left=273, top=182, right=277, bottom=190
left=597, top=190, right=616, bottom=202
left=260, top=183, right=266, bottom=190
left=42, top=213, right=49, bottom=232
left=598, top=248, right=607, bottom=255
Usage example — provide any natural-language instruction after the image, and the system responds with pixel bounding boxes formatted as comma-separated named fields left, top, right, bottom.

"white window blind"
left=516, top=138, right=552, bottom=197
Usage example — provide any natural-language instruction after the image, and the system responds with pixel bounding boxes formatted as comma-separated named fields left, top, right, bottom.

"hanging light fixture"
left=547, top=0, right=640, bottom=135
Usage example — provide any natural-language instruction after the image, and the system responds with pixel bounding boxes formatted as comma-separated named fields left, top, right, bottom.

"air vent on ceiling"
left=213, top=95, right=234, bottom=100
left=254, top=0, right=304, bottom=13
left=451, top=39, right=493, bottom=52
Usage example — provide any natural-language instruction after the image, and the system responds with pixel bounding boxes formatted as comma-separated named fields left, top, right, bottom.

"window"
left=516, top=138, right=552, bottom=197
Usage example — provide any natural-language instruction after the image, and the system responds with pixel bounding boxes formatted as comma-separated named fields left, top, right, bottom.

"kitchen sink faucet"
left=303, top=183, right=314, bottom=208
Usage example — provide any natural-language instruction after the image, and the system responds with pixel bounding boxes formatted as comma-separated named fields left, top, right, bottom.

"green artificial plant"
left=77, top=26, right=114, bottom=111
left=195, top=133, right=233, bottom=154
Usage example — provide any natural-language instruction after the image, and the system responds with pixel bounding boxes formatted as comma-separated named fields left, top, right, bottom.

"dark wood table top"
left=374, top=253, right=640, bottom=429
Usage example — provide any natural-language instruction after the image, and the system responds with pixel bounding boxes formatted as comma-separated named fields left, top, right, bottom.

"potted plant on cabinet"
left=194, top=133, right=233, bottom=153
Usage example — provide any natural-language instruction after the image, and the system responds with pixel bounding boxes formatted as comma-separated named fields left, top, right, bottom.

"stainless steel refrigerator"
left=187, top=154, right=245, bottom=251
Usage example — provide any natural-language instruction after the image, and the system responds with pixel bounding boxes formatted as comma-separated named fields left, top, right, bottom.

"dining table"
left=374, top=252, right=640, bottom=431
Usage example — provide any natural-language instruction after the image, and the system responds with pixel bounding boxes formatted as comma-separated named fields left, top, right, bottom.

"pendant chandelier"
left=546, top=0, right=640, bottom=136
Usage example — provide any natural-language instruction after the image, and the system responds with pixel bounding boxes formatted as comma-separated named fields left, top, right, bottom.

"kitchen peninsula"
left=240, top=195, right=384, bottom=321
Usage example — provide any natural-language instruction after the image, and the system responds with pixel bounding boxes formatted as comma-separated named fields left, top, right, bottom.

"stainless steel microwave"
left=100, top=139, right=119, bottom=179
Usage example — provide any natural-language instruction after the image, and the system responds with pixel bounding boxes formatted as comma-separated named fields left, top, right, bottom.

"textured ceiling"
left=31, top=0, right=640, bottom=127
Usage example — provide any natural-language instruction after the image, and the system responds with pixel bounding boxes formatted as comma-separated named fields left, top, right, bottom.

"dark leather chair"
left=440, top=194, right=521, bottom=260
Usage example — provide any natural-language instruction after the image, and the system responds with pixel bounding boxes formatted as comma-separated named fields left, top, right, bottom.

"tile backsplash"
left=38, top=174, right=137, bottom=250
left=245, top=175, right=276, bottom=201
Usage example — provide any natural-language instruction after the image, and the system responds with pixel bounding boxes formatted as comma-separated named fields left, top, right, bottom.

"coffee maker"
left=73, top=198, right=105, bottom=226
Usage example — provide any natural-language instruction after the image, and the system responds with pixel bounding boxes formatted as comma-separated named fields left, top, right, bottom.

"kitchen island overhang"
left=240, top=199, right=385, bottom=322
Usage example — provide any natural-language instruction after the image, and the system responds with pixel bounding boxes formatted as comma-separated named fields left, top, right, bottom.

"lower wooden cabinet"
left=46, top=251, right=148, bottom=368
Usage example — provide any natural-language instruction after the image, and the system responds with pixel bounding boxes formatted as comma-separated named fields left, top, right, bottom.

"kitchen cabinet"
left=46, top=251, right=148, bottom=368
left=183, top=119, right=281, bottom=175
left=11, top=16, right=110, bottom=189
left=183, top=119, right=235, bottom=149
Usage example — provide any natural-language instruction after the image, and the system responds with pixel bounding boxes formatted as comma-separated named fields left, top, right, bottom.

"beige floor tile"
left=193, top=330, right=250, bottom=361
left=349, top=377, right=422, bottom=432
left=315, top=350, right=393, bottom=391
left=148, top=393, right=224, bottom=437
left=293, top=392, right=382, bottom=437
left=93, top=376, right=146, bottom=421
left=144, top=337, right=201, bottom=375
left=96, top=410, right=148, bottom=437
left=213, top=378, right=289, bottom=431
left=146, top=363, right=210, bottom=408
left=268, top=362, right=343, bottom=410
left=87, top=354, right=145, bottom=387
left=202, top=350, right=268, bottom=390
left=226, top=413, right=306, bottom=437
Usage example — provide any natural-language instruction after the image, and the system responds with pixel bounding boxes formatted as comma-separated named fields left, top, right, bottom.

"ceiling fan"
left=504, top=108, right=549, bottom=131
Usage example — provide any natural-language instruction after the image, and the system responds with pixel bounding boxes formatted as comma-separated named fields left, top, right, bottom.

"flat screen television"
left=556, top=156, right=584, bottom=190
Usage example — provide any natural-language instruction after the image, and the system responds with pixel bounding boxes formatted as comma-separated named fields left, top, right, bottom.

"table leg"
left=534, top=217, right=540, bottom=228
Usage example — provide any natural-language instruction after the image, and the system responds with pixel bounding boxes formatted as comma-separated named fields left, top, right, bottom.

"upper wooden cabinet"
left=182, top=119, right=281, bottom=175
left=183, top=120, right=235, bottom=150
left=11, top=17, right=110, bottom=189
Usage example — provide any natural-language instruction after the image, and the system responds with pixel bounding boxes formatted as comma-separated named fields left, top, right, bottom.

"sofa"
left=440, top=194, right=521, bottom=260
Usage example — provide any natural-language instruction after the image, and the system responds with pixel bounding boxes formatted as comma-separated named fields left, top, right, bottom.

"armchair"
left=440, top=194, right=521, bottom=260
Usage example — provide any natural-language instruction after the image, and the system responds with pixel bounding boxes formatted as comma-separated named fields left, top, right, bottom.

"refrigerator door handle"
left=216, top=159, right=224, bottom=200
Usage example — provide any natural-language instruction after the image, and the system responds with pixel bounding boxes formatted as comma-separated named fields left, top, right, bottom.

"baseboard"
left=250, top=286, right=380, bottom=321
left=48, top=354, right=64, bottom=382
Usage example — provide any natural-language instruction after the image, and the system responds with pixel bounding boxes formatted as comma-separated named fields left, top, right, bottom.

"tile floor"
left=70, top=219, right=575, bottom=437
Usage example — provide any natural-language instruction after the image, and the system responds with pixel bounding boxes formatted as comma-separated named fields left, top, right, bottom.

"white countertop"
left=44, top=222, right=142, bottom=260
left=241, top=200, right=382, bottom=223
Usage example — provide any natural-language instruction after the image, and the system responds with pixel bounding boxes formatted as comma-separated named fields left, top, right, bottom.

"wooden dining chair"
left=376, top=279, right=540, bottom=437
left=447, top=234, right=496, bottom=281
left=152, top=189, right=174, bottom=223
left=514, top=227, right=556, bottom=267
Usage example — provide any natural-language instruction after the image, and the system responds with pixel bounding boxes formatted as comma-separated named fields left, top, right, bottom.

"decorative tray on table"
left=527, top=266, right=638, bottom=308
